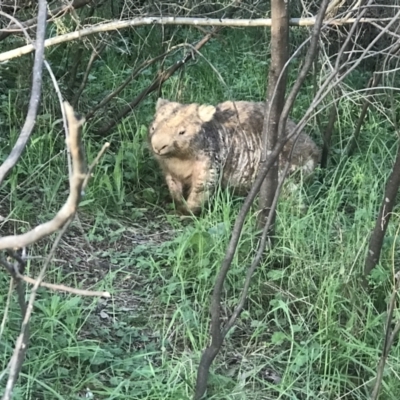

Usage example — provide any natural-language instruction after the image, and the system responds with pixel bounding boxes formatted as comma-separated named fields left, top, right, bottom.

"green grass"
left=1, top=23, right=400, bottom=400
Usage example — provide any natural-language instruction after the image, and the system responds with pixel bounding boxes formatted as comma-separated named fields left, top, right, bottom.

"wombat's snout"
left=151, top=136, right=169, bottom=155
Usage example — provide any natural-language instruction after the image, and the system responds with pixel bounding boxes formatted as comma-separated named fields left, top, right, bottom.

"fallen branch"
left=0, top=16, right=395, bottom=62
left=320, top=93, right=339, bottom=169
left=2, top=222, right=69, bottom=400
left=20, top=275, right=110, bottom=297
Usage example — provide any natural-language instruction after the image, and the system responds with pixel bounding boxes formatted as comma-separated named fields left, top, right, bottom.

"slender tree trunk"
left=364, top=139, right=400, bottom=280
left=257, top=0, right=289, bottom=231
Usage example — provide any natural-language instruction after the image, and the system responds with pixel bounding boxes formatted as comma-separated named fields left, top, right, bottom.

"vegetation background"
left=1, top=0, right=400, bottom=399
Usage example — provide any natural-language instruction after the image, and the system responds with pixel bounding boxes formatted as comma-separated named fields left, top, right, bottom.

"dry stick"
left=82, top=142, right=110, bottom=189
left=193, top=1, right=331, bottom=399
left=363, top=138, right=400, bottom=281
left=84, top=45, right=186, bottom=121
left=96, top=30, right=218, bottom=137
left=311, top=53, right=339, bottom=172
left=20, top=275, right=110, bottom=297
left=0, top=0, right=93, bottom=41
left=1, top=102, right=88, bottom=400
left=257, top=0, right=289, bottom=231
left=370, top=277, right=400, bottom=400
left=0, top=0, right=47, bottom=186
left=72, top=40, right=107, bottom=107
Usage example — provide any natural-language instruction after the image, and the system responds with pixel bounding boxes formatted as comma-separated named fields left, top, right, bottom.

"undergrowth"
left=1, top=23, right=400, bottom=400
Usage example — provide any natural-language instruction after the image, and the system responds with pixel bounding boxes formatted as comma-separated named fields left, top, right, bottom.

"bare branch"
left=0, top=0, right=47, bottom=185
left=82, top=142, right=110, bottom=189
left=0, top=16, right=395, bottom=63
left=346, top=72, right=381, bottom=157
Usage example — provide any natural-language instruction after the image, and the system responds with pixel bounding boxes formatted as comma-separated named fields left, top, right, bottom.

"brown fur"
left=148, top=98, right=321, bottom=215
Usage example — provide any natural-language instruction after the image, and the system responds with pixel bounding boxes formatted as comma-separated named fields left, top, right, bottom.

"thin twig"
left=82, top=142, right=110, bottom=189
left=320, top=92, right=339, bottom=170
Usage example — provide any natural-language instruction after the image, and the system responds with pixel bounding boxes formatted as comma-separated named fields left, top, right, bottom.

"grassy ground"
left=1, top=24, right=400, bottom=399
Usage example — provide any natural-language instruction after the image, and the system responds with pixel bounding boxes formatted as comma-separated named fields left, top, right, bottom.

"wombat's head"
left=148, top=98, right=216, bottom=158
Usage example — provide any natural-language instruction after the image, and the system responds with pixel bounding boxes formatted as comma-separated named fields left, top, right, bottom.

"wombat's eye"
left=179, top=130, right=186, bottom=135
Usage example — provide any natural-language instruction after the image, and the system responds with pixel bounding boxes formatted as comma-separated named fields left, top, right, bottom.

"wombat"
left=148, top=98, right=320, bottom=215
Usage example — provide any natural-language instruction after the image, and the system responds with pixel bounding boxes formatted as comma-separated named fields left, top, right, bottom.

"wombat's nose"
left=154, top=144, right=167, bottom=154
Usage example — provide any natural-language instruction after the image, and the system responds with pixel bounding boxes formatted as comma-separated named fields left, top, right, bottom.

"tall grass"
left=1, top=25, right=400, bottom=399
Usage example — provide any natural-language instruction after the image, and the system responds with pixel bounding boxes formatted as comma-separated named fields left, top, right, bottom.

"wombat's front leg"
left=164, top=174, right=186, bottom=212
left=184, top=164, right=217, bottom=215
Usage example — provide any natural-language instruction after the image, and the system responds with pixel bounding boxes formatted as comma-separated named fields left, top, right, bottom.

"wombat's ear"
left=198, top=105, right=216, bottom=122
left=156, top=98, right=169, bottom=110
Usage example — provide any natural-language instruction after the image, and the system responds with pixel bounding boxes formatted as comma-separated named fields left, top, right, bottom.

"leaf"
left=271, top=331, right=287, bottom=345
